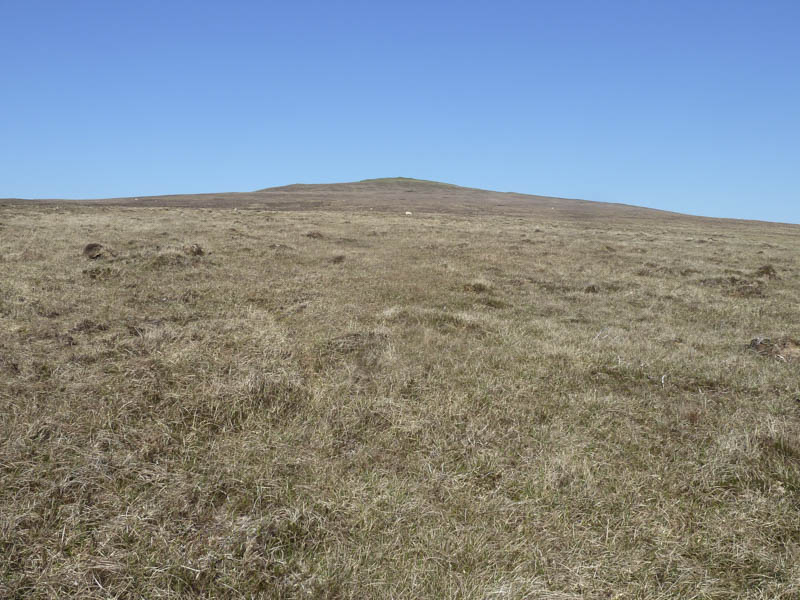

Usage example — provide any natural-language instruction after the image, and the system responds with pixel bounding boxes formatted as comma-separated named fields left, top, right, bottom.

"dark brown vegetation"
left=0, top=177, right=696, bottom=220
left=1, top=179, right=799, bottom=598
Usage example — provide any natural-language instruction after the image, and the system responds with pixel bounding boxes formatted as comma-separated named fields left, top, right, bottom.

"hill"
left=3, top=177, right=693, bottom=222
left=1, top=183, right=799, bottom=598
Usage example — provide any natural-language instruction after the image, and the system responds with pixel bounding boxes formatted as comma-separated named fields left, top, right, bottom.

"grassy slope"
left=1, top=199, right=799, bottom=598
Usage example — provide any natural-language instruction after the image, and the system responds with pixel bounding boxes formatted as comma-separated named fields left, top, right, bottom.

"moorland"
left=1, top=178, right=799, bottom=598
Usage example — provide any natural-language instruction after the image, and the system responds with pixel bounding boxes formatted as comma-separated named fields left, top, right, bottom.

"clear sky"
left=2, top=1, right=798, bottom=223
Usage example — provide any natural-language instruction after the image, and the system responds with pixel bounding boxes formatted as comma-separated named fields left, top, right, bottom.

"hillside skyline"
left=4, top=176, right=798, bottom=225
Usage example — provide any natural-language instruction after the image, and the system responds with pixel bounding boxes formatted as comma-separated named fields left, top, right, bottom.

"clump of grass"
left=478, top=296, right=508, bottom=309
left=699, top=275, right=767, bottom=298
left=753, top=264, right=779, bottom=279
left=323, top=330, right=387, bottom=355
left=69, top=318, right=109, bottom=334
left=464, top=279, right=493, bottom=293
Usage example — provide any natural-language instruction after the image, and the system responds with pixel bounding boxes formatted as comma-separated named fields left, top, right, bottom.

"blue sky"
left=1, top=1, right=798, bottom=223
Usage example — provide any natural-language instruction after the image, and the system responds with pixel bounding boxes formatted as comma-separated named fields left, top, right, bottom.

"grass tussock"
left=1, top=204, right=799, bottom=598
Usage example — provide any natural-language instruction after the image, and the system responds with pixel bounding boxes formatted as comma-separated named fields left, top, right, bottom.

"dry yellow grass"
left=1, top=195, right=799, bottom=598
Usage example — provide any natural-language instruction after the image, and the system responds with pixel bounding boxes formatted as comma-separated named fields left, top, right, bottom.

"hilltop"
left=256, top=177, right=462, bottom=192
left=3, top=177, right=692, bottom=222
